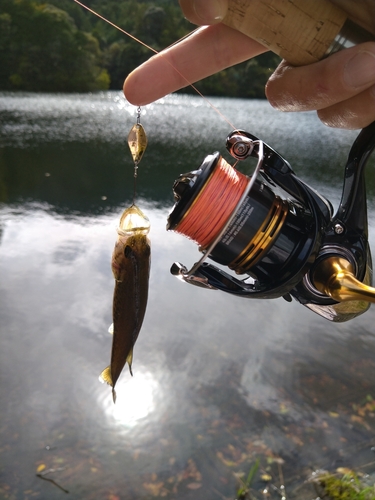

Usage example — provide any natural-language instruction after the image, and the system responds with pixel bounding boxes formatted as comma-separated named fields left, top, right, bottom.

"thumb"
left=179, top=0, right=228, bottom=25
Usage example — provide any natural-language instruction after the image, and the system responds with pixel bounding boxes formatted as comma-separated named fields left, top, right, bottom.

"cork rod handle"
left=223, top=0, right=347, bottom=66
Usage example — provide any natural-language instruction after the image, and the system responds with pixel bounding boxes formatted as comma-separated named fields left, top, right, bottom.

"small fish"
left=100, top=204, right=151, bottom=402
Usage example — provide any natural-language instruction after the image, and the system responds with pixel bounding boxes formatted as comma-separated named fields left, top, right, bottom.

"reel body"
left=167, top=122, right=375, bottom=322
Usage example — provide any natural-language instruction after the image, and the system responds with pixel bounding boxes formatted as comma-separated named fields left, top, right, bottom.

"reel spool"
left=168, top=144, right=324, bottom=293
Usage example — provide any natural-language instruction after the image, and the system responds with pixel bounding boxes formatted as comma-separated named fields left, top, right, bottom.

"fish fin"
left=108, top=323, right=114, bottom=335
left=112, top=388, right=117, bottom=404
left=126, top=349, right=133, bottom=376
left=99, top=366, right=113, bottom=386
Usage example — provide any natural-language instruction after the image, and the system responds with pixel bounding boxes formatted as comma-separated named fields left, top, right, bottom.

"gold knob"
left=312, top=256, right=375, bottom=303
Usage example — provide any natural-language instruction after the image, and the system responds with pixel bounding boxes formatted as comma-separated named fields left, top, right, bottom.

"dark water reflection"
left=1, top=92, right=375, bottom=499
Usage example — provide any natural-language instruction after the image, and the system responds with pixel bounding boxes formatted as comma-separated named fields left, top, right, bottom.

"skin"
left=124, top=0, right=375, bottom=130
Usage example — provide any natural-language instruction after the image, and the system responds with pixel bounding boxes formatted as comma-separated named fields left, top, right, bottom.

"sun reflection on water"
left=101, top=370, right=159, bottom=428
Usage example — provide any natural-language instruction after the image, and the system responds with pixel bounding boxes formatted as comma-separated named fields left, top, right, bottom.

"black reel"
left=167, top=122, right=375, bottom=322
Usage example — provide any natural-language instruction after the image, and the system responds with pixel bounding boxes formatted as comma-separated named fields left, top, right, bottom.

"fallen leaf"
left=328, top=411, right=339, bottom=418
left=291, top=435, right=304, bottom=446
left=267, top=456, right=285, bottom=465
left=216, top=451, right=237, bottom=467
left=187, top=483, right=202, bottom=490
left=336, top=467, right=354, bottom=475
left=36, top=464, right=46, bottom=473
left=350, top=414, right=371, bottom=430
left=143, top=481, right=166, bottom=496
left=184, top=459, right=202, bottom=482
left=261, top=474, right=272, bottom=482
left=279, top=403, right=288, bottom=414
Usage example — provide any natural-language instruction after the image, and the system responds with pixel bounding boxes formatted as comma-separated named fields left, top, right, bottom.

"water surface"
left=1, top=92, right=375, bottom=499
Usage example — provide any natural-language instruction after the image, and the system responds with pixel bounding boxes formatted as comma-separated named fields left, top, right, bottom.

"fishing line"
left=74, top=0, right=248, bottom=248
left=72, top=0, right=237, bottom=130
left=174, top=156, right=249, bottom=249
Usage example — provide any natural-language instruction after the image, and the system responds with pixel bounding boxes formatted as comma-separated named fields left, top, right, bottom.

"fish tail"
left=99, top=366, right=117, bottom=403
left=99, top=365, right=113, bottom=386
left=126, top=348, right=134, bottom=376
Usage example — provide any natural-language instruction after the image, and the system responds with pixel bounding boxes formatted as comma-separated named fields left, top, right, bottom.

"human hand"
left=123, top=0, right=375, bottom=130
left=123, top=23, right=267, bottom=105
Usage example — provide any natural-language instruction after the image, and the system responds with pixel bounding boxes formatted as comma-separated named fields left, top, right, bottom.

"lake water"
left=1, top=92, right=375, bottom=499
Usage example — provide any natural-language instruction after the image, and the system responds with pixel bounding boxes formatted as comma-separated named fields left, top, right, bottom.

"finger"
left=124, top=24, right=266, bottom=106
left=317, top=84, right=375, bottom=129
left=179, top=0, right=228, bottom=25
left=265, top=42, right=375, bottom=112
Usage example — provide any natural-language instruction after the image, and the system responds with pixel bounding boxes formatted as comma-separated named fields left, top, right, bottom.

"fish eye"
left=125, top=245, right=133, bottom=258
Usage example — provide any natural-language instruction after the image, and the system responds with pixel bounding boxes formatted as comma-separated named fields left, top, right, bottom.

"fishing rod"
left=74, top=0, right=375, bottom=323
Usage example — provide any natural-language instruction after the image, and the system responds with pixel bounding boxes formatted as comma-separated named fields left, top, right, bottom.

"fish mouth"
left=117, top=226, right=149, bottom=237
left=118, top=205, right=150, bottom=235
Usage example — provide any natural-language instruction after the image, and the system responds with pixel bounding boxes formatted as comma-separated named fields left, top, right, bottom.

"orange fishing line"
left=175, top=157, right=248, bottom=248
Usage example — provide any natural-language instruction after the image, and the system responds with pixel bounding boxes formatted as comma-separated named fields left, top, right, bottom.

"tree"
left=105, top=40, right=149, bottom=90
left=0, top=0, right=280, bottom=95
left=0, top=0, right=109, bottom=92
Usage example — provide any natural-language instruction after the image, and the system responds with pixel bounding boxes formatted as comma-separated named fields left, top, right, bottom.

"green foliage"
left=0, top=0, right=109, bottom=91
left=104, top=40, right=149, bottom=91
left=315, top=470, right=375, bottom=500
left=236, top=459, right=260, bottom=499
left=0, top=0, right=281, bottom=95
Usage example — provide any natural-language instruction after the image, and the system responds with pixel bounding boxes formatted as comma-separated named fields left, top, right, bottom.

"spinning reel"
left=167, top=122, right=375, bottom=322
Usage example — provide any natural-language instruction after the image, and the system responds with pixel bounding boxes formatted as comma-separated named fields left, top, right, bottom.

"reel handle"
left=312, top=256, right=375, bottom=304
left=223, top=0, right=374, bottom=66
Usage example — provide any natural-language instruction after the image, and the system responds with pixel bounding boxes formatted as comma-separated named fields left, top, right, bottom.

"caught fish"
left=100, top=204, right=151, bottom=402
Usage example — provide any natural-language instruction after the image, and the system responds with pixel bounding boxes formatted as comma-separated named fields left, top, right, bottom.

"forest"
left=0, top=0, right=281, bottom=97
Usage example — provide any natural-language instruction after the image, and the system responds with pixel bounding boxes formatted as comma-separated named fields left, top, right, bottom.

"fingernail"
left=193, top=0, right=227, bottom=23
left=344, top=50, right=375, bottom=89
